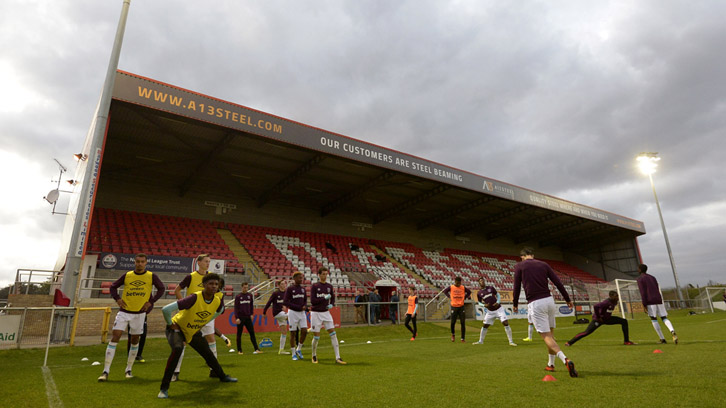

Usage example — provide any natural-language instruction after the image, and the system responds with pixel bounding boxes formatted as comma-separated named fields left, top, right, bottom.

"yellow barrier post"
left=70, top=307, right=81, bottom=346
left=102, top=307, right=111, bottom=344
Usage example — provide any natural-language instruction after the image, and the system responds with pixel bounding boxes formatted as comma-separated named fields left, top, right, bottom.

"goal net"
left=583, top=279, right=646, bottom=320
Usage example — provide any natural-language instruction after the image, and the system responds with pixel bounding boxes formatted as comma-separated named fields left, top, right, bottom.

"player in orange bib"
left=443, top=276, right=472, bottom=342
left=404, top=286, right=418, bottom=340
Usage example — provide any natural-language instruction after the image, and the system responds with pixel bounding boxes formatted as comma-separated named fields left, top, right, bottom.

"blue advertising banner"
left=98, top=253, right=194, bottom=273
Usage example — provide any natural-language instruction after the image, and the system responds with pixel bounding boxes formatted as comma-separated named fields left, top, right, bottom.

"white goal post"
left=613, top=279, right=647, bottom=319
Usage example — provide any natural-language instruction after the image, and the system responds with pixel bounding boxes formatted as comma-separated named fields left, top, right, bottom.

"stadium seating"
left=87, top=208, right=235, bottom=261
left=86, top=208, right=600, bottom=301
left=226, top=224, right=429, bottom=298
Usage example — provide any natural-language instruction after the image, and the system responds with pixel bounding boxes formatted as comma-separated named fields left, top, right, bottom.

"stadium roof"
left=104, top=71, right=645, bottom=257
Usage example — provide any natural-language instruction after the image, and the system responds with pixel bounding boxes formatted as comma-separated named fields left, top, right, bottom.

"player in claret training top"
left=637, top=264, right=678, bottom=344
left=472, top=277, right=517, bottom=346
left=158, top=273, right=237, bottom=399
left=234, top=282, right=262, bottom=354
left=565, top=291, right=636, bottom=346
left=309, top=267, right=346, bottom=365
left=263, top=279, right=291, bottom=354
left=284, top=271, right=308, bottom=360
left=98, top=253, right=165, bottom=382
left=513, top=247, right=578, bottom=377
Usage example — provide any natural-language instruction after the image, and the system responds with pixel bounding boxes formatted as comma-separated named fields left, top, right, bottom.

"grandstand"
left=86, top=207, right=604, bottom=304
left=51, top=70, right=647, bottom=313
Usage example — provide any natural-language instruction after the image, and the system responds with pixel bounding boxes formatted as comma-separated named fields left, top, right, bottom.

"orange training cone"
left=653, top=349, right=663, bottom=353
left=542, top=375, right=557, bottom=381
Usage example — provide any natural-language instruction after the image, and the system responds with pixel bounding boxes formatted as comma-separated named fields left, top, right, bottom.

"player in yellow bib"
left=98, top=253, right=165, bottom=382
left=158, top=273, right=237, bottom=399
left=171, top=254, right=230, bottom=381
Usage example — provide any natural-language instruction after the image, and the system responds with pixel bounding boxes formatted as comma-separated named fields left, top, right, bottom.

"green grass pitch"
left=2, top=310, right=724, bottom=407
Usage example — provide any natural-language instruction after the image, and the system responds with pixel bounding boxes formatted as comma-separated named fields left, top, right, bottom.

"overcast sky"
left=2, top=1, right=724, bottom=290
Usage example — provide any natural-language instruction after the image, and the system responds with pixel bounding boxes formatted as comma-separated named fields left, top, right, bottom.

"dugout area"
left=69, top=70, right=648, bottom=281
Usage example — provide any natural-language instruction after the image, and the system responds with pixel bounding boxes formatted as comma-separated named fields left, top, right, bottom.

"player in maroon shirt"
left=284, top=271, right=309, bottom=360
left=234, top=282, right=262, bottom=354
left=309, top=267, right=346, bottom=365
left=263, top=279, right=291, bottom=354
left=513, top=247, right=577, bottom=377
left=637, top=264, right=678, bottom=344
left=472, top=277, right=517, bottom=346
left=565, top=291, right=635, bottom=346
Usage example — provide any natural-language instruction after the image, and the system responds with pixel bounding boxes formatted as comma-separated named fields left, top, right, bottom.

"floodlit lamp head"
left=44, top=189, right=60, bottom=204
left=636, top=152, right=660, bottom=175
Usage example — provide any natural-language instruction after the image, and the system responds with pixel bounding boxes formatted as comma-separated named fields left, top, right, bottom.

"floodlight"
left=636, top=152, right=660, bottom=175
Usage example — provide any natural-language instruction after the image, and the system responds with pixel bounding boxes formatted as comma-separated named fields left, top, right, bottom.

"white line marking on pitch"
left=42, top=366, right=65, bottom=408
left=706, top=318, right=726, bottom=324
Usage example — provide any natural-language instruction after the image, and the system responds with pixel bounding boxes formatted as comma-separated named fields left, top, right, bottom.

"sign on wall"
left=98, top=253, right=225, bottom=274
left=0, top=315, right=21, bottom=346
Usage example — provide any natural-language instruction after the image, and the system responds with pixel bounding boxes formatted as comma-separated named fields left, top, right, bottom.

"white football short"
left=529, top=296, right=556, bottom=333
left=274, top=311, right=288, bottom=327
left=483, top=307, right=508, bottom=325
left=200, top=319, right=215, bottom=336
left=112, top=311, right=145, bottom=335
left=287, top=310, right=308, bottom=331
left=310, top=310, right=335, bottom=332
left=646, top=304, right=668, bottom=318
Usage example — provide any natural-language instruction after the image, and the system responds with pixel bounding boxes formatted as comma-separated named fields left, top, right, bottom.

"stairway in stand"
left=217, top=229, right=269, bottom=283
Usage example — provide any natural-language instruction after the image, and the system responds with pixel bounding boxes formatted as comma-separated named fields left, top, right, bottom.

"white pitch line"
left=42, top=366, right=65, bottom=408
left=706, top=318, right=726, bottom=324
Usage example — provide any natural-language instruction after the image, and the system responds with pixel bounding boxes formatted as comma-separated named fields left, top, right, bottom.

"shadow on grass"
left=161, top=380, right=245, bottom=405
left=583, top=370, right=661, bottom=377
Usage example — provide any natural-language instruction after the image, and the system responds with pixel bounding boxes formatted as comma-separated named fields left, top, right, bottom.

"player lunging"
left=158, top=273, right=237, bottom=399
left=565, top=291, right=636, bottom=346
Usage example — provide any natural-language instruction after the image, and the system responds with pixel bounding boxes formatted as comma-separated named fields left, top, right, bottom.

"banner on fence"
left=0, top=315, right=21, bottom=346
left=98, top=253, right=225, bottom=274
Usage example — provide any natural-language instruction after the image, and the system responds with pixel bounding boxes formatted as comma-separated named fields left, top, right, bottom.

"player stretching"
left=284, top=271, right=308, bottom=360
left=263, top=279, right=291, bottom=354
left=443, top=276, right=471, bottom=342
left=637, top=264, right=678, bottom=344
left=171, top=254, right=229, bottom=381
left=513, top=247, right=578, bottom=377
left=98, top=253, right=165, bottom=381
left=158, top=273, right=237, bottom=398
left=473, top=277, right=517, bottom=346
left=310, top=267, right=346, bottom=365
left=566, top=291, right=635, bottom=346
left=234, top=282, right=263, bottom=354
left=404, top=286, right=418, bottom=340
